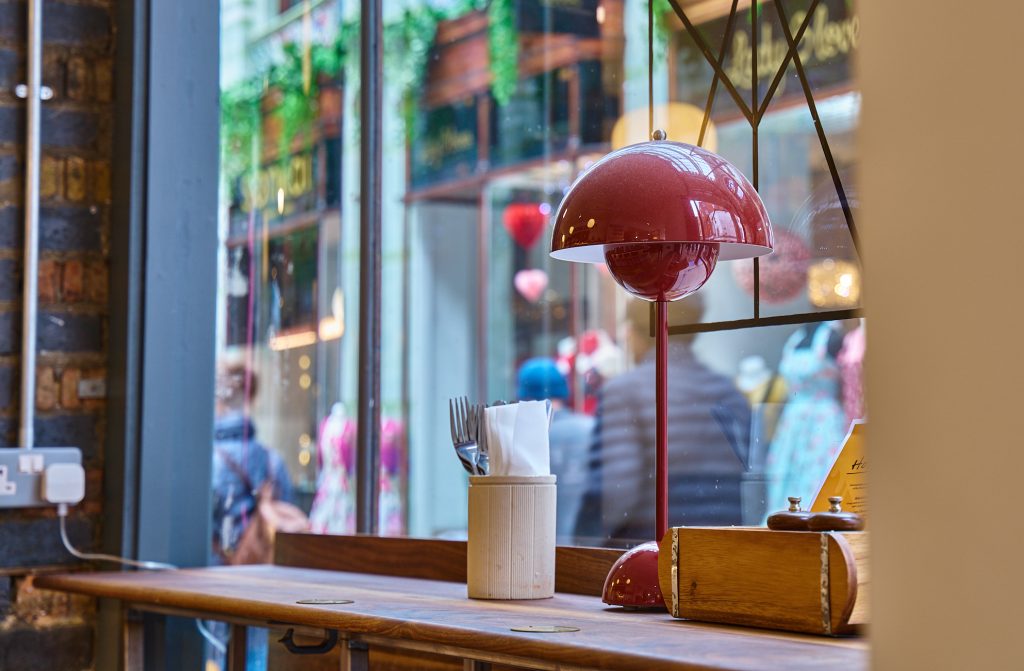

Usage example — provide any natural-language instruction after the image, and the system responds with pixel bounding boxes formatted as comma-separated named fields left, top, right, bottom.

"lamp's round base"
left=601, top=541, right=665, bottom=610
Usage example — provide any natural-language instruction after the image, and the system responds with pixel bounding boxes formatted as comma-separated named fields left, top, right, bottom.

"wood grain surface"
left=37, top=565, right=866, bottom=671
left=657, top=528, right=868, bottom=636
left=274, top=533, right=624, bottom=598
left=841, top=532, right=870, bottom=626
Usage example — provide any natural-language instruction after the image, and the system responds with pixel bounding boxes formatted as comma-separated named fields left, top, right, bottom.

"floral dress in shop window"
left=309, top=408, right=356, bottom=534
left=765, top=322, right=848, bottom=516
left=308, top=408, right=406, bottom=536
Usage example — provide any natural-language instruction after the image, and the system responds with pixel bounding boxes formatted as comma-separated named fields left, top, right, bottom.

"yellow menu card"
left=810, top=420, right=867, bottom=518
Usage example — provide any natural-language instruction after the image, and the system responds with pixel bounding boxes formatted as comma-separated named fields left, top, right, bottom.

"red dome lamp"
left=551, top=132, right=773, bottom=608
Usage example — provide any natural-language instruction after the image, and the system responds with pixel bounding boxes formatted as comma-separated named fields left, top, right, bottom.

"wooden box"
left=658, top=527, right=868, bottom=636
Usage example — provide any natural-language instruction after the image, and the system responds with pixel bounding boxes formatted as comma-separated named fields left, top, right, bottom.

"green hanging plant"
left=651, top=0, right=674, bottom=59
left=220, top=76, right=263, bottom=183
left=453, top=0, right=487, bottom=13
left=220, top=33, right=349, bottom=181
left=277, top=39, right=348, bottom=161
left=385, top=6, right=446, bottom=143
left=488, top=0, right=518, bottom=106
left=270, top=43, right=317, bottom=161
left=219, top=1, right=510, bottom=180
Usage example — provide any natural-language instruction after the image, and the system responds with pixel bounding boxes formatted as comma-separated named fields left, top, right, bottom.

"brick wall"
left=0, top=0, right=115, bottom=669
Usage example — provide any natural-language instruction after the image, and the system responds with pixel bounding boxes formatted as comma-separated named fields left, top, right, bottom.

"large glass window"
left=212, top=0, right=864, bottom=558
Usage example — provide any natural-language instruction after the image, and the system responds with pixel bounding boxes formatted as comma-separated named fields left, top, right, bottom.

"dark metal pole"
left=356, top=0, right=383, bottom=534
left=476, top=191, right=488, bottom=402
left=752, top=0, right=760, bottom=320
left=655, top=301, right=668, bottom=541
left=651, top=0, right=667, bottom=545
left=648, top=0, right=654, bottom=136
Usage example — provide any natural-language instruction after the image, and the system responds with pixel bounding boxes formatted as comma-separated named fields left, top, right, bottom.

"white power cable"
left=196, top=620, right=228, bottom=655
left=57, top=504, right=230, bottom=654
left=57, top=504, right=176, bottom=570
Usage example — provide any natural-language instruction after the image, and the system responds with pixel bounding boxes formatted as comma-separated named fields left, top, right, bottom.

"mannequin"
left=790, top=322, right=844, bottom=359
left=378, top=417, right=407, bottom=536
left=764, top=321, right=848, bottom=517
left=309, top=402, right=356, bottom=534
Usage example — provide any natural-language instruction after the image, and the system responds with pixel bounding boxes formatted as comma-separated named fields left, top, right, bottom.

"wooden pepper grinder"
left=766, top=496, right=815, bottom=531
left=807, top=496, right=865, bottom=531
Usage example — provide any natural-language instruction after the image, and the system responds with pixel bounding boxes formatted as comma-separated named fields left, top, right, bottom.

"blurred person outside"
left=517, top=358, right=595, bottom=541
left=211, top=362, right=296, bottom=565
left=207, top=362, right=298, bottom=671
left=574, top=296, right=751, bottom=546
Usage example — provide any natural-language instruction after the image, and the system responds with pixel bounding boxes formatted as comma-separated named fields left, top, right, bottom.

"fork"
left=449, top=397, right=481, bottom=475
left=470, top=401, right=487, bottom=475
left=476, top=400, right=504, bottom=476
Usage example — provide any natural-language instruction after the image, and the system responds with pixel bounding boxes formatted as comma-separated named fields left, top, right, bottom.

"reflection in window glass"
left=399, top=0, right=627, bottom=540
left=575, top=314, right=865, bottom=546
left=212, top=1, right=356, bottom=666
left=211, top=0, right=866, bottom=591
left=671, top=0, right=861, bottom=321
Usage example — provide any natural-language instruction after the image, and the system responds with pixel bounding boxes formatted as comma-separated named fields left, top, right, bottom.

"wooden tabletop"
left=36, top=565, right=867, bottom=671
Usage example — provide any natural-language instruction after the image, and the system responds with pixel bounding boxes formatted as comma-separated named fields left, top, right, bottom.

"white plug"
left=42, top=463, right=85, bottom=505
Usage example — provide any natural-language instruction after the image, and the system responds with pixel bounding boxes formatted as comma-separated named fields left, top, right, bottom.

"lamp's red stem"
left=656, top=300, right=668, bottom=542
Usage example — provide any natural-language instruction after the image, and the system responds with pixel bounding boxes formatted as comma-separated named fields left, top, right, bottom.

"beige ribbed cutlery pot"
left=466, top=475, right=556, bottom=600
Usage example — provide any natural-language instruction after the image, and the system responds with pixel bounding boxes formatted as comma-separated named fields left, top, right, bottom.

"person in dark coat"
left=574, top=296, right=751, bottom=546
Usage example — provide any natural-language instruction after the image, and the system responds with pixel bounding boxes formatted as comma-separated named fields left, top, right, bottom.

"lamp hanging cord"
left=57, top=504, right=230, bottom=654
left=648, top=0, right=654, bottom=138
left=57, top=504, right=176, bottom=571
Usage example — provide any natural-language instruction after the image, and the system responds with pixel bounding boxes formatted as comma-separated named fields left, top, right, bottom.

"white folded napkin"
left=483, top=401, right=551, bottom=476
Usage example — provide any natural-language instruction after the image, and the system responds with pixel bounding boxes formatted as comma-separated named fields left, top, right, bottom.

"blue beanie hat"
left=517, top=357, right=569, bottom=401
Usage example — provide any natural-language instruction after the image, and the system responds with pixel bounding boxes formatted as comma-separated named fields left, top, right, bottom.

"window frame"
left=105, top=0, right=220, bottom=667
left=661, top=0, right=863, bottom=336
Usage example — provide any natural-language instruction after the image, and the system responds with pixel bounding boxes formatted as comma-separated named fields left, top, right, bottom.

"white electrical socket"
left=0, top=465, right=16, bottom=495
left=0, top=447, right=82, bottom=508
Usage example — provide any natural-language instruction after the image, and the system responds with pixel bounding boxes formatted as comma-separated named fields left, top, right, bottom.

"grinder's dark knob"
left=766, top=496, right=814, bottom=531
left=807, top=496, right=865, bottom=531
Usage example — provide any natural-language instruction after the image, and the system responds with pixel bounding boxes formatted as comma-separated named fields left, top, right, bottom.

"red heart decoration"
left=503, top=203, right=548, bottom=250
left=513, top=269, right=548, bottom=303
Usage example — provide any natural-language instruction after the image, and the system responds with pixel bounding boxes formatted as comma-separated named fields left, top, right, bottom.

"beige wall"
left=860, top=1, right=1024, bottom=668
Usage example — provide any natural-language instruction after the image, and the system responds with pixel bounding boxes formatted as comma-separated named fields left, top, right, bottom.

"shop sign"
left=410, top=97, right=479, bottom=189
left=228, top=138, right=341, bottom=238
left=674, top=0, right=858, bottom=116
left=240, top=151, right=316, bottom=216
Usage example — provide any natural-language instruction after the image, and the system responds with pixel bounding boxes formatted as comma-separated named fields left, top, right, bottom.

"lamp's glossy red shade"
left=605, top=241, right=720, bottom=302
left=550, top=140, right=773, bottom=263
left=601, top=541, right=664, bottom=608
left=554, top=140, right=773, bottom=613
